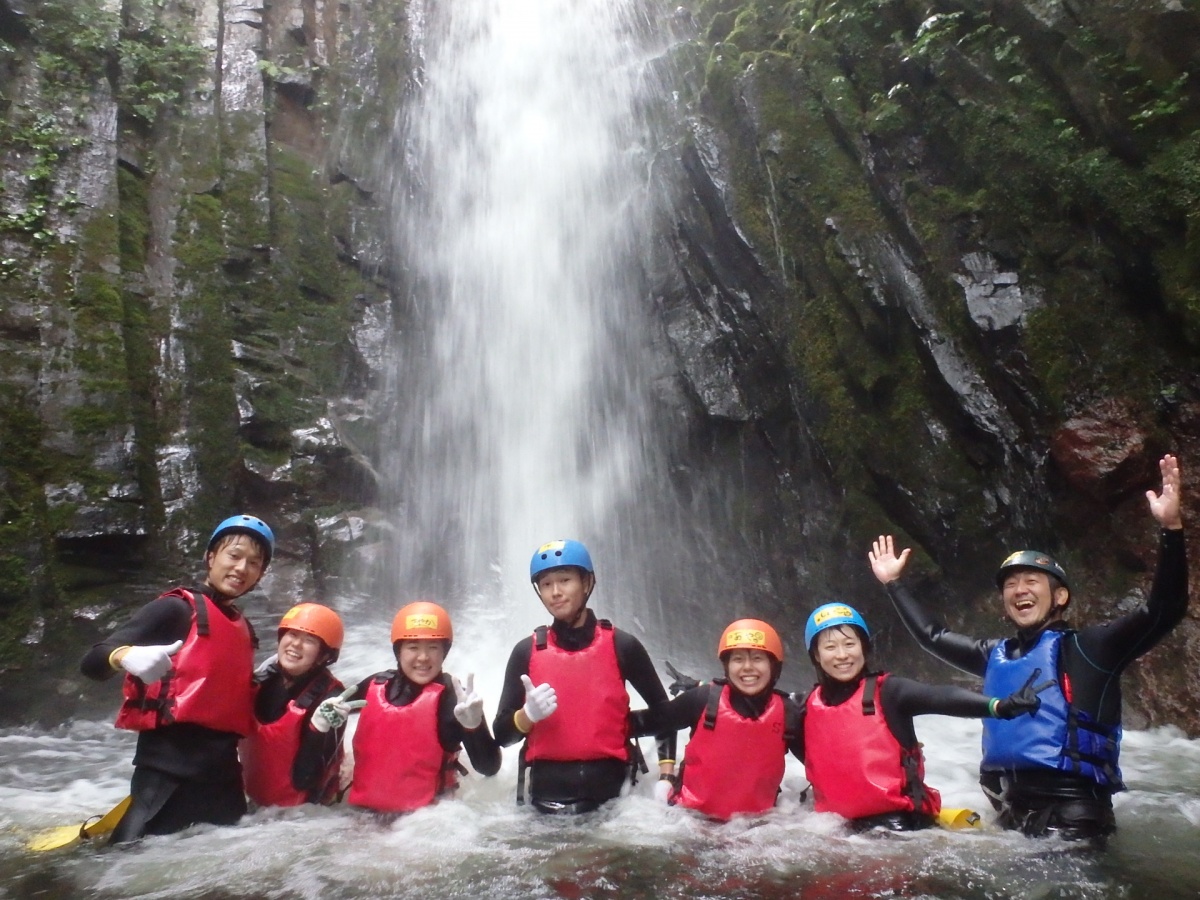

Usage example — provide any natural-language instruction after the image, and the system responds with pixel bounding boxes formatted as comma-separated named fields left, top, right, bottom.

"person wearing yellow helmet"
left=797, top=603, right=1041, bottom=832
left=870, top=454, right=1188, bottom=841
left=329, top=602, right=501, bottom=813
left=492, top=539, right=676, bottom=814
left=628, top=619, right=804, bottom=820
left=240, top=603, right=348, bottom=807
left=80, top=514, right=274, bottom=843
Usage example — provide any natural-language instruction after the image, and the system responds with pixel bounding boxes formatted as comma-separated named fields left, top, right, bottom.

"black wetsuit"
left=493, top=610, right=676, bottom=813
left=251, top=664, right=345, bottom=802
left=80, top=591, right=251, bottom=843
left=345, top=671, right=503, bottom=779
left=885, top=528, right=1188, bottom=838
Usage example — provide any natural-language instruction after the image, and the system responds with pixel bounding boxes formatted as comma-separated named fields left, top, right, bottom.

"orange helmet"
left=278, top=603, right=344, bottom=662
left=717, top=618, right=784, bottom=663
left=391, top=601, right=453, bottom=648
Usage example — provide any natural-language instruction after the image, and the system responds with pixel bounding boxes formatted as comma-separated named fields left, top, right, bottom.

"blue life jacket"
left=982, top=629, right=1123, bottom=790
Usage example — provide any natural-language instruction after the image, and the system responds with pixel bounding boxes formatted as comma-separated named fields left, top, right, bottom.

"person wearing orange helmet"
left=629, top=619, right=803, bottom=821
left=798, top=602, right=1043, bottom=832
left=80, top=514, right=274, bottom=843
left=330, top=601, right=501, bottom=813
left=240, top=603, right=348, bottom=807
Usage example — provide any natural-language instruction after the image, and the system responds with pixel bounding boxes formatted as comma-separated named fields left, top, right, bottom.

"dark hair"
left=209, top=531, right=270, bottom=561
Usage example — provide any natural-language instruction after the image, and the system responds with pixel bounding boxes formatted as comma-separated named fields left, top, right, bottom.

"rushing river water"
left=3, top=604, right=1199, bottom=900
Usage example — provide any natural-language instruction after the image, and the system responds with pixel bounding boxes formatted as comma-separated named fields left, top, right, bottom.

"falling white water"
left=380, top=0, right=670, bottom=650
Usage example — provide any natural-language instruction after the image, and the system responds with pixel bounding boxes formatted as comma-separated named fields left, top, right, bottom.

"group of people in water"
left=81, top=454, right=1187, bottom=846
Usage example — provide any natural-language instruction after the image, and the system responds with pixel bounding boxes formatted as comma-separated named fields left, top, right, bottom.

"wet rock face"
left=649, top=0, right=1200, bottom=731
left=1049, top=400, right=1155, bottom=502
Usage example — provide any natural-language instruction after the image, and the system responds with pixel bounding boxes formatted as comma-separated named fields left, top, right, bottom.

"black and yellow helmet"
left=995, top=550, right=1069, bottom=590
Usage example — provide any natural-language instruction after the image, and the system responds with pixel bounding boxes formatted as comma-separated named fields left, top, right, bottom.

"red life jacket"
left=348, top=676, right=461, bottom=813
left=674, top=682, right=789, bottom=820
left=241, top=669, right=345, bottom=807
left=525, top=620, right=629, bottom=763
left=803, top=673, right=941, bottom=820
left=115, top=587, right=256, bottom=737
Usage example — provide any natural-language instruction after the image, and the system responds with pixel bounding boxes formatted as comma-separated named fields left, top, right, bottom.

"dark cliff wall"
left=656, top=0, right=1200, bottom=729
left=0, top=0, right=395, bottom=673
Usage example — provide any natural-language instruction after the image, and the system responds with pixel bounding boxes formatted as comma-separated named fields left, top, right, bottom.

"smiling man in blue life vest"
left=81, top=514, right=273, bottom=843
left=493, top=539, right=677, bottom=814
left=869, top=454, right=1188, bottom=841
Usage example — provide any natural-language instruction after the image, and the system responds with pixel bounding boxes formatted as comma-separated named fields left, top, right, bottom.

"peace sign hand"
left=452, top=673, right=484, bottom=730
left=992, top=668, right=1056, bottom=719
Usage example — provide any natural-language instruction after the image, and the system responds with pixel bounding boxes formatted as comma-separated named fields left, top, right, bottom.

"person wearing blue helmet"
left=492, top=539, right=677, bottom=814
left=798, top=602, right=1044, bottom=832
left=81, top=514, right=275, bottom=842
left=870, top=454, right=1188, bottom=841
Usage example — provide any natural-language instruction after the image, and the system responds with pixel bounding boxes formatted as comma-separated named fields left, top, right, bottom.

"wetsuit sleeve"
left=785, top=692, right=806, bottom=762
left=628, top=686, right=707, bottom=737
left=492, top=638, right=534, bottom=748
left=875, top=675, right=992, bottom=750
left=1074, top=528, right=1189, bottom=672
left=80, top=594, right=194, bottom=680
left=614, top=631, right=678, bottom=763
left=292, top=680, right=346, bottom=794
left=882, top=675, right=994, bottom=719
left=884, top=581, right=996, bottom=677
left=437, top=683, right=502, bottom=776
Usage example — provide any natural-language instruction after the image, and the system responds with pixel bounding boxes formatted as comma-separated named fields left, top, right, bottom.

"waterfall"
left=377, top=0, right=672, bottom=652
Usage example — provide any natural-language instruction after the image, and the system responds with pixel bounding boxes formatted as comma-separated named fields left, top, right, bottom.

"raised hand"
left=520, top=674, right=558, bottom=723
left=1146, top=454, right=1183, bottom=530
left=452, top=673, right=484, bottom=730
left=868, top=535, right=911, bottom=585
left=664, top=661, right=701, bottom=697
left=118, top=640, right=184, bottom=683
left=312, top=685, right=366, bottom=733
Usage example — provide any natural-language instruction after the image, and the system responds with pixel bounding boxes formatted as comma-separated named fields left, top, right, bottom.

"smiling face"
left=1001, top=568, right=1069, bottom=630
left=723, top=648, right=773, bottom=696
left=204, top=534, right=266, bottom=599
left=396, top=639, right=446, bottom=685
left=813, top=625, right=866, bottom=683
left=535, top=567, right=594, bottom=627
left=277, top=629, right=324, bottom=679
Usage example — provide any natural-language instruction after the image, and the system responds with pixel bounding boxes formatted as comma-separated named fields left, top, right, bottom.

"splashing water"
left=3, top=714, right=1200, bottom=898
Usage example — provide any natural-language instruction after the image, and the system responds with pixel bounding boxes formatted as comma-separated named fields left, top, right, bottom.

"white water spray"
left=381, top=0, right=670, bottom=652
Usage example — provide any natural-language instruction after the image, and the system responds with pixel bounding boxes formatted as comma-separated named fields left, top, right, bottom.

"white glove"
left=654, top=777, right=674, bottom=804
left=452, top=673, right=484, bottom=730
left=119, top=640, right=183, bottom=683
left=520, top=674, right=557, bottom=723
left=312, top=686, right=366, bottom=733
left=254, top=653, right=278, bottom=676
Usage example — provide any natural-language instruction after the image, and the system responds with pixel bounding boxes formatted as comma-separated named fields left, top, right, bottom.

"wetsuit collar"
left=724, top=679, right=779, bottom=719
left=549, top=608, right=598, bottom=650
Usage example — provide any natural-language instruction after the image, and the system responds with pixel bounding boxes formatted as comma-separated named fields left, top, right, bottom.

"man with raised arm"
left=868, top=454, right=1187, bottom=841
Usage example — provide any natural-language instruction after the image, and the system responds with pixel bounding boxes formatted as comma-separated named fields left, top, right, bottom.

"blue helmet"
left=530, top=539, right=594, bottom=582
left=207, top=514, right=275, bottom=566
left=804, top=602, right=870, bottom=649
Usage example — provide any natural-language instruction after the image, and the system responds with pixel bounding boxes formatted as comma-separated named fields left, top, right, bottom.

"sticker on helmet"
left=406, top=614, right=439, bottom=630
left=538, top=540, right=566, bottom=554
left=812, top=605, right=855, bottom=628
left=725, top=628, right=766, bottom=648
